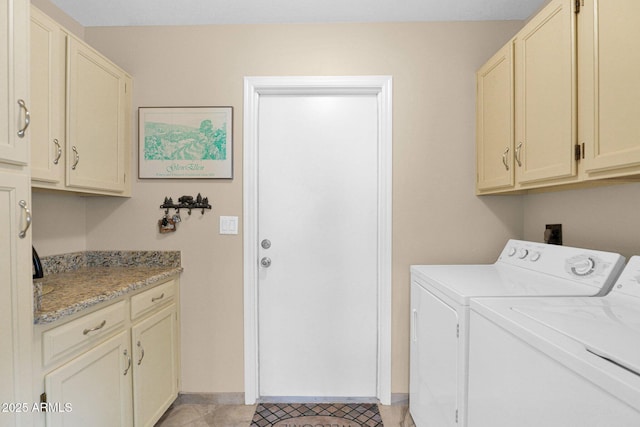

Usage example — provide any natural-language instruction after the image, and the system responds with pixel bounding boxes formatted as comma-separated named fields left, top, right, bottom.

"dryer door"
left=410, top=280, right=459, bottom=427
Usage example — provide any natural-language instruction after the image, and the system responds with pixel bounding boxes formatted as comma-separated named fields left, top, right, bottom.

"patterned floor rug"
left=250, top=403, right=383, bottom=427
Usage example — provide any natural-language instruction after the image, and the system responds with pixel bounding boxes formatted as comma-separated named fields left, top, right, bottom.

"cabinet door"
left=44, top=331, right=133, bottom=427
left=515, top=0, right=576, bottom=185
left=30, top=6, right=65, bottom=185
left=0, top=0, right=29, bottom=165
left=66, top=36, right=130, bottom=193
left=132, top=304, right=178, bottom=427
left=580, top=0, right=640, bottom=175
left=476, top=42, right=514, bottom=192
left=0, top=170, right=33, bottom=427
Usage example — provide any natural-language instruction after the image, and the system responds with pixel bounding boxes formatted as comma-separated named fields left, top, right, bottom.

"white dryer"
left=467, top=256, right=640, bottom=427
left=409, top=240, right=625, bottom=427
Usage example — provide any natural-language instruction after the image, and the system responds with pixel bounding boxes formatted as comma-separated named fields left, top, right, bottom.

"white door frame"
left=243, top=76, right=392, bottom=405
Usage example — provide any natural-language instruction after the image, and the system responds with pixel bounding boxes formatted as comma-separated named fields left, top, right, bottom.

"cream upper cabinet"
left=66, top=35, right=131, bottom=194
left=30, top=7, right=132, bottom=196
left=30, top=7, right=65, bottom=184
left=476, top=42, right=514, bottom=192
left=514, top=0, right=577, bottom=186
left=579, top=0, right=640, bottom=178
left=0, top=0, right=30, bottom=165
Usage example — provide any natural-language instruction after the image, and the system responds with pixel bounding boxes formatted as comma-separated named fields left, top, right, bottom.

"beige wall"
left=523, top=183, right=640, bottom=258
left=32, top=19, right=525, bottom=394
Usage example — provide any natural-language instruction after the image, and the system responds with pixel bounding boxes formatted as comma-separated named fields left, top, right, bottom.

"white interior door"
left=257, top=93, right=379, bottom=398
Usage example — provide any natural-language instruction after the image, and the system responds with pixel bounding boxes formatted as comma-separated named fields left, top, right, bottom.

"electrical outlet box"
left=544, top=224, right=562, bottom=245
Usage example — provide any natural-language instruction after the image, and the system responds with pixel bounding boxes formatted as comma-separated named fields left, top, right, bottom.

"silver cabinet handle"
left=260, top=257, right=272, bottom=268
left=18, top=200, right=31, bottom=239
left=501, top=147, right=510, bottom=171
left=123, top=349, right=132, bottom=375
left=71, top=146, right=80, bottom=169
left=53, top=139, right=62, bottom=165
left=151, top=293, right=165, bottom=302
left=515, top=142, right=523, bottom=167
left=17, top=99, right=30, bottom=138
left=137, top=340, right=145, bottom=365
left=83, top=320, right=106, bottom=335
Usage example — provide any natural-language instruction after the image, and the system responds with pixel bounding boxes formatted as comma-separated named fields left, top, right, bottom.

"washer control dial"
left=530, top=252, right=541, bottom=262
left=567, top=255, right=597, bottom=277
left=508, top=247, right=517, bottom=257
left=518, top=249, right=529, bottom=259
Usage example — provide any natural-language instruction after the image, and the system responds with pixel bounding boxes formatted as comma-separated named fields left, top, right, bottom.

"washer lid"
left=513, top=304, right=640, bottom=376
left=411, top=264, right=606, bottom=306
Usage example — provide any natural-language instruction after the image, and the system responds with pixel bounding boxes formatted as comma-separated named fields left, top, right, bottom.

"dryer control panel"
left=497, top=240, right=625, bottom=294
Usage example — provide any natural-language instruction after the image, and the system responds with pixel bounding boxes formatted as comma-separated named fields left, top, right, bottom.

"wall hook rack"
left=160, top=193, right=212, bottom=215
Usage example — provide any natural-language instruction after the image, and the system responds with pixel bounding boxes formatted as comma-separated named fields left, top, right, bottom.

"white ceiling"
left=49, top=0, right=546, bottom=27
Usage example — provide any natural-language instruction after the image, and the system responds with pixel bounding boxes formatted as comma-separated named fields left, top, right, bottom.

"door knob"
left=260, top=257, right=272, bottom=268
left=261, top=239, right=271, bottom=249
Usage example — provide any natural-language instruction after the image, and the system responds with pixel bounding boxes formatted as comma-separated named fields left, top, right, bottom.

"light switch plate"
left=219, top=216, right=239, bottom=235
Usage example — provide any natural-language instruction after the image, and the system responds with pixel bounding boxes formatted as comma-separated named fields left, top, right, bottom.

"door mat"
left=250, top=403, right=383, bottom=427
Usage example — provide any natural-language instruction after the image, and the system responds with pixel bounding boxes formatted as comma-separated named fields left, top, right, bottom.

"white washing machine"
left=409, top=240, right=626, bottom=427
left=467, top=256, right=640, bottom=427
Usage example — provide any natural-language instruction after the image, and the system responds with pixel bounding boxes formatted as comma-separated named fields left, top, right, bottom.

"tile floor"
left=155, top=401, right=415, bottom=427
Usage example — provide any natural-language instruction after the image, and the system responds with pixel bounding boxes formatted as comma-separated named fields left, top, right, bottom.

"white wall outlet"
left=219, top=216, right=239, bottom=235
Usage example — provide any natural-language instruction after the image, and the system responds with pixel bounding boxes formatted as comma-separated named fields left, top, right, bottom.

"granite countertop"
left=34, top=251, right=182, bottom=325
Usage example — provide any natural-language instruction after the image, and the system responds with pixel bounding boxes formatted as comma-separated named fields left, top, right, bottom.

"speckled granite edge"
left=34, top=268, right=182, bottom=325
left=34, top=250, right=182, bottom=325
left=41, top=250, right=181, bottom=274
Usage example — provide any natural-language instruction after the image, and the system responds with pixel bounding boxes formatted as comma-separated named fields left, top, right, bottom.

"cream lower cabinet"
left=30, top=6, right=132, bottom=196
left=44, top=331, right=133, bottom=427
left=132, top=305, right=178, bottom=427
left=36, top=278, right=180, bottom=427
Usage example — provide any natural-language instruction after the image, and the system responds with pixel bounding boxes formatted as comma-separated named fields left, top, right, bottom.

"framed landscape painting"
left=139, top=106, right=233, bottom=178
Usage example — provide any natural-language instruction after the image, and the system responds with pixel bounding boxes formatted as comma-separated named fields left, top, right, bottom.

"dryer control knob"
left=508, top=247, right=517, bottom=257
left=530, top=252, right=541, bottom=262
left=518, top=249, right=529, bottom=259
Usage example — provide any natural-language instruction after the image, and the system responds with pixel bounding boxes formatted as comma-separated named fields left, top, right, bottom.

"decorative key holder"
left=158, top=193, right=212, bottom=233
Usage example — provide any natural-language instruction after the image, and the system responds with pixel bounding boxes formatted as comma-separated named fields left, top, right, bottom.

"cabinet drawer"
left=43, top=300, right=126, bottom=366
left=131, top=279, right=176, bottom=320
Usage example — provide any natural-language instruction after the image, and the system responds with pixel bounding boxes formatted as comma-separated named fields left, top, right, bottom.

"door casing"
left=243, top=76, right=393, bottom=404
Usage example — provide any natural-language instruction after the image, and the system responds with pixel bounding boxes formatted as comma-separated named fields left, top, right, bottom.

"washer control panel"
left=611, top=255, right=640, bottom=299
left=498, top=240, right=625, bottom=292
